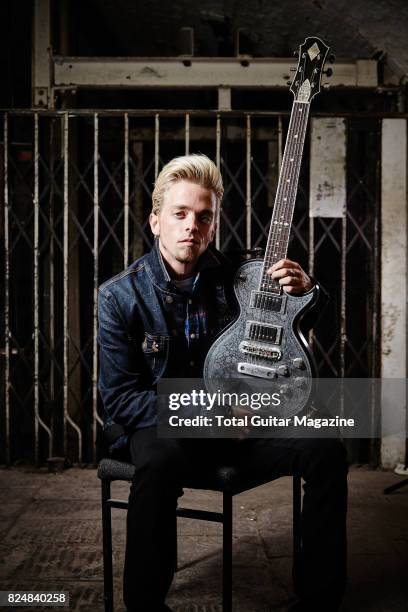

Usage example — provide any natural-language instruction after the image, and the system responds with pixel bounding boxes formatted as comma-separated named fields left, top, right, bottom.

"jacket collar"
left=145, top=238, right=225, bottom=292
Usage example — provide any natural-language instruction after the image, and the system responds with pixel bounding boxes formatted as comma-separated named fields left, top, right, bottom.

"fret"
left=259, top=101, right=311, bottom=294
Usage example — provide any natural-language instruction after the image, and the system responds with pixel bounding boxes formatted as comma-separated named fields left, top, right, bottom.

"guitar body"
left=203, top=259, right=318, bottom=417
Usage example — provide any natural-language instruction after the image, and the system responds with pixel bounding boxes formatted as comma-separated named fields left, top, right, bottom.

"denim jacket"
left=97, top=240, right=237, bottom=448
left=97, top=240, right=328, bottom=450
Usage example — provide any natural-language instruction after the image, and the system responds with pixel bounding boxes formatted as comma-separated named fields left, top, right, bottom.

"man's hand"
left=267, top=258, right=314, bottom=295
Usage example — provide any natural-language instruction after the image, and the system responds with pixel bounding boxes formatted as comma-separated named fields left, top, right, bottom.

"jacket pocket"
left=141, top=332, right=169, bottom=380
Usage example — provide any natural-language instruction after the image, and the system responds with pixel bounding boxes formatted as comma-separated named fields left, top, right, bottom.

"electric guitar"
left=204, top=37, right=330, bottom=417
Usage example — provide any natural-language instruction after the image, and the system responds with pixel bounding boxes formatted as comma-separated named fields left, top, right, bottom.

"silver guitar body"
left=203, top=260, right=317, bottom=417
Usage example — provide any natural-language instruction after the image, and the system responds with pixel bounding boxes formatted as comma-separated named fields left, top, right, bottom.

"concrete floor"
left=0, top=466, right=407, bottom=612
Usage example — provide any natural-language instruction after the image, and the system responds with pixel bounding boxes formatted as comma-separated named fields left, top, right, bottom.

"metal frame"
left=32, top=2, right=380, bottom=110
left=0, top=109, right=386, bottom=466
left=52, top=56, right=378, bottom=91
left=100, top=472, right=302, bottom=612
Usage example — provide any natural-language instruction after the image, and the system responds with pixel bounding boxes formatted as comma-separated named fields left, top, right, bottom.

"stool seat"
left=97, top=457, right=239, bottom=493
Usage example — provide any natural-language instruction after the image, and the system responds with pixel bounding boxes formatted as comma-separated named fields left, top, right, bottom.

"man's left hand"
left=267, top=259, right=314, bottom=294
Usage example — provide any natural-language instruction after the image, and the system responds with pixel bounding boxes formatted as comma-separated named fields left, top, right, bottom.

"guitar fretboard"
left=259, top=101, right=311, bottom=294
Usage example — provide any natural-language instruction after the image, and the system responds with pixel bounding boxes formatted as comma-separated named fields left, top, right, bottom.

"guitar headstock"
left=290, top=37, right=330, bottom=103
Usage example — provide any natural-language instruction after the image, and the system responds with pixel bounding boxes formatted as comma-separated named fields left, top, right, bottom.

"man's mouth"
left=179, top=239, right=198, bottom=245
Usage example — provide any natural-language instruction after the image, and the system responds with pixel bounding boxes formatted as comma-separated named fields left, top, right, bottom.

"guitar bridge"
left=239, top=341, right=281, bottom=360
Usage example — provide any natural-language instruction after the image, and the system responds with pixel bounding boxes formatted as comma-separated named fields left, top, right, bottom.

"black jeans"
left=122, top=427, right=348, bottom=611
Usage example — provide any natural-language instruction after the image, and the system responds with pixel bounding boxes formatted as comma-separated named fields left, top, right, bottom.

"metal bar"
left=176, top=508, right=223, bottom=522
left=123, top=113, right=129, bottom=268
left=3, top=114, right=10, bottom=465
left=63, top=112, right=83, bottom=463
left=6, top=109, right=407, bottom=119
left=185, top=113, right=190, bottom=155
left=34, top=113, right=52, bottom=464
left=340, top=215, right=347, bottom=418
left=308, top=216, right=315, bottom=347
left=222, top=491, right=233, bottom=612
left=215, top=113, right=221, bottom=249
left=154, top=113, right=159, bottom=180
left=32, top=0, right=51, bottom=107
left=48, top=119, right=56, bottom=455
left=92, top=113, right=103, bottom=466
left=63, top=113, right=69, bottom=459
left=246, top=115, right=252, bottom=250
left=53, top=57, right=378, bottom=89
left=101, top=480, right=114, bottom=612
left=370, top=121, right=381, bottom=465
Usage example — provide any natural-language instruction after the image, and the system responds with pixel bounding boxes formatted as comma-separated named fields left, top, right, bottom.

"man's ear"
left=149, top=211, right=160, bottom=237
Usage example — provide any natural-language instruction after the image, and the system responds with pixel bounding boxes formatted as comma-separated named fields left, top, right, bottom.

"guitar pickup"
left=245, top=321, right=283, bottom=345
left=250, top=292, right=287, bottom=313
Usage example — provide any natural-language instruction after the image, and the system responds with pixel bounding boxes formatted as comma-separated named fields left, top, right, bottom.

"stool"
left=98, top=458, right=302, bottom=612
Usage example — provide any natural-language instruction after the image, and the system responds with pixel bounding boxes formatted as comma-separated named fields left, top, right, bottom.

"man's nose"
left=185, top=214, right=199, bottom=232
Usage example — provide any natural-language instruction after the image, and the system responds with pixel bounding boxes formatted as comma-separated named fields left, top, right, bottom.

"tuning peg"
left=322, top=83, right=331, bottom=89
left=323, top=68, right=333, bottom=77
left=328, top=54, right=336, bottom=63
left=290, top=67, right=297, bottom=72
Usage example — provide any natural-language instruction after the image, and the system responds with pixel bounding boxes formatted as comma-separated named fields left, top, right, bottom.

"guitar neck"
left=259, top=101, right=311, bottom=294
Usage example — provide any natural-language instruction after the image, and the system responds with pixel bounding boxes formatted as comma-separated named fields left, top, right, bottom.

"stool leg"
left=101, top=479, right=114, bottom=612
left=384, top=477, right=408, bottom=494
left=293, top=475, right=302, bottom=563
left=222, top=492, right=233, bottom=612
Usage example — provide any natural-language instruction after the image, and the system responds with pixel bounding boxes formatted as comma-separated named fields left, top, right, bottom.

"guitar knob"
left=293, top=358, right=305, bottom=369
left=277, top=365, right=288, bottom=376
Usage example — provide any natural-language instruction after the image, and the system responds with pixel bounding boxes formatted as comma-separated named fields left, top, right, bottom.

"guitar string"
left=243, top=97, right=309, bottom=375
left=263, top=102, right=309, bottom=295
left=256, top=102, right=310, bottom=379
left=260, top=102, right=308, bottom=304
left=260, top=102, right=304, bottom=296
left=257, top=101, right=303, bottom=348
left=251, top=102, right=301, bottom=372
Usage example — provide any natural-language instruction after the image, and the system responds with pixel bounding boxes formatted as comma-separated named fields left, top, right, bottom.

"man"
left=98, top=154, right=348, bottom=612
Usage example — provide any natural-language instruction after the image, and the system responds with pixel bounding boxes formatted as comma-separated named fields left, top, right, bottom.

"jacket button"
left=188, top=298, right=193, bottom=305
left=190, top=333, right=196, bottom=339
left=165, top=295, right=174, bottom=304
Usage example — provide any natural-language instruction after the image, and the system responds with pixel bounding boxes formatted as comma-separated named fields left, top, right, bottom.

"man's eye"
left=200, top=216, right=212, bottom=223
left=175, top=212, right=185, bottom=218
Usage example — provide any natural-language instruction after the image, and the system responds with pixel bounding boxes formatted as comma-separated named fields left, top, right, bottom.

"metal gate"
left=0, top=110, right=380, bottom=465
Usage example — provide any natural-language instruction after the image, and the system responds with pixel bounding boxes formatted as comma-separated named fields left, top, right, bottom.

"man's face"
left=149, top=180, right=217, bottom=278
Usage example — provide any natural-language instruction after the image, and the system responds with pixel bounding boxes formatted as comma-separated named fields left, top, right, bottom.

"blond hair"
left=151, top=154, right=224, bottom=214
